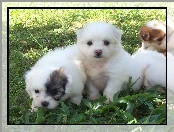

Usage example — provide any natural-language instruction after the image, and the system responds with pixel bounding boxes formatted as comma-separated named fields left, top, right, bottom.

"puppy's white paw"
left=30, top=107, right=38, bottom=112
left=86, top=83, right=100, bottom=100
left=104, top=98, right=111, bottom=104
left=30, top=102, right=38, bottom=112
left=103, top=89, right=115, bottom=104
left=89, top=94, right=100, bottom=100
left=69, top=95, right=82, bottom=105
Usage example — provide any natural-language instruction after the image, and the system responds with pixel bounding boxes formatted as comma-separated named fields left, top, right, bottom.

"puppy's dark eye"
left=156, top=34, right=165, bottom=42
left=156, top=37, right=163, bottom=41
left=103, top=40, right=110, bottom=46
left=52, top=89, right=58, bottom=95
left=87, top=41, right=93, bottom=46
left=35, top=90, right=40, bottom=93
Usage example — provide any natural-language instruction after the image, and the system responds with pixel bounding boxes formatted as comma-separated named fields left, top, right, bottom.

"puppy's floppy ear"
left=64, top=80, right=72, bottom=94
left=76, top=28, right=83, bottom=40
left=140, top=32, right=150, bottom=41
left=50, top=67, right=69, bottom=93
left=138, top=27, right=150, bottom=41
left=112, top=25, right=123, bottom=44
left=50, top=67, right=67, bottom=84
left=26, top=90, right=32, bottom=99
left=64, top=71, right=72, bottom=94
left=24, top=70, right=31, bottom=87
left=58, top=67, right=65, bottom=75
left=24, top=70, right=33, bottom=98
left=57, top=67, right=72, bottom=94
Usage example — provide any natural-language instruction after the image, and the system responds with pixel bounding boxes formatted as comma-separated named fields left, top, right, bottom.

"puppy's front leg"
left=69, top=95, right=83, bottom=105
left=86, top=78, right=100, bottom=100
left=31, top=101, right=38, bottom=112
left=103, top=79, right=123, bottom=104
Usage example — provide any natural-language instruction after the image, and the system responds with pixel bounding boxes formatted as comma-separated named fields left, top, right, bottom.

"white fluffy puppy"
left=132, top=50, right=166, bottom=89
left=76, top=22, right=143, bottom=103
left=167, top=52, right=174, bottom=100
left=25, top=44, right=86, bottom=112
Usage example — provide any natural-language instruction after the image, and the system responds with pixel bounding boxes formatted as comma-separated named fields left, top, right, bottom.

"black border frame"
left=7, top=6, right=167, bottom=125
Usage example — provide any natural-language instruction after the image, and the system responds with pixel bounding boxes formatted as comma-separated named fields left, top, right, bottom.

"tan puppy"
left=138, top=17, right=174, bottom=56
left=138, top=20, right=166, bottom=55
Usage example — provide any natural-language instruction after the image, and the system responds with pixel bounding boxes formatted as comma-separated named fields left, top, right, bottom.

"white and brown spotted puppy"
left=138, top=17, right=174, bottom=56
left=25, top=44, right=86, bottom=112
left=138, top=20, right=166, bottom=55
left=76, top=22, right=143, bottom=104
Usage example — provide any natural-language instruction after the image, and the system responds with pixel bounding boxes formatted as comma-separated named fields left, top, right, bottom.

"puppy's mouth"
left=94, top=55, right=103, bottom=58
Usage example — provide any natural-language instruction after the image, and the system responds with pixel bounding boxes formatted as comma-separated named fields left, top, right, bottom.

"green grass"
left=9, top=9, right=166, bottom=124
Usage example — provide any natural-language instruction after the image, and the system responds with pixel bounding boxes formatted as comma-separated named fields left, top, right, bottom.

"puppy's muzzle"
left=41, top=101, right=49, bottom=107
left=94, top=49, right=102, bottom=58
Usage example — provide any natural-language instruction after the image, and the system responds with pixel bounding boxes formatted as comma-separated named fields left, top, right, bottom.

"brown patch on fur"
left=138, top=25, right=165, bottom=43
left=138, top=25, right=166, bottom=55
left=158, top=49, right=166, bottom=56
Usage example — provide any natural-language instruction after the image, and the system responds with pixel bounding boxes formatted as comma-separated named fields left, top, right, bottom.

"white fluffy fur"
left=76, top=22, right=143, bottom=103
left=25, top=44, right=86, bottom=111
left=132, top=50, right=166, bottom=88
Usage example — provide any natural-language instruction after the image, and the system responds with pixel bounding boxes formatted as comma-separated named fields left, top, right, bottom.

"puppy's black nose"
left=94, top=49, right=102, bottom=57
left=41, top=101, right=49, bottom=107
